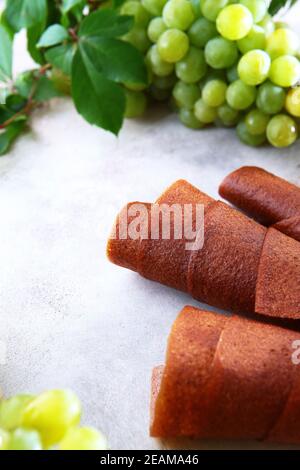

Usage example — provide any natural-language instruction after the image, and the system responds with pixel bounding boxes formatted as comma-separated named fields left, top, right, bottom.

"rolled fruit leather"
left=151, top=306, right=300, bottom=444
left=107, top=180, right=300, bottom=319
left=107, top=180, right=266, bottom=314
left=219, top=166, right=300, bottom=242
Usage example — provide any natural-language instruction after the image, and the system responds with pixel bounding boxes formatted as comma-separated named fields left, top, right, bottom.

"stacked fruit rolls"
left=151, top=306, right=300, bottom=443
left=107, top=179, right=300, bottom=319
left=219, top=166, right=300, bottom=242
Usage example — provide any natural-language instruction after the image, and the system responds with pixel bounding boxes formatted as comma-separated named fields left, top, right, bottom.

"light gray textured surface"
left=0, top=4, right=300, bottom=450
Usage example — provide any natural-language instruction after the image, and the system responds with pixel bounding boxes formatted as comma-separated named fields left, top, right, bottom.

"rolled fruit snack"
left=107, top=180, right=300, bottom=319
left=151, top=306, right=300, bottom=443
left=219, top=166, right=300, bottom=242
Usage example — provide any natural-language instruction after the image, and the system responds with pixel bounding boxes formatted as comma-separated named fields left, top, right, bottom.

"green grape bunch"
left=0, top=390, right=107, bottom=450
left=0, top=0, right=299, bottom=152
left=122, top=0, right=300, bottom=148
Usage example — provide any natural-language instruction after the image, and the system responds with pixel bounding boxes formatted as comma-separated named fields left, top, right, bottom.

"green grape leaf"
left=71, top=47, right=125, bottom=135
left=79, top=37, right=147, bottom=84
left=15, top=72, right=62, bottom=101
left=0, top=24, right=13, bottom=80
left=15, top=71, right=34, bottom=99
left=45, top=44, right=75, bottom=76
left=71, top=8, right=147, bottom=135
left=0, top=105, right=13, bottom=124
left=0, top=11, right=15, bottom=39
left=5, top=94, right=27, bottom=112
left=61, top=0, right=84, bottom=13
left=27, top=0, right=63, bottom=64
left=113, top=0, right=127, bottom=8
left=78, top=9, right=147, bottom=84
left=269, top=0, right=298, bottom=15
left=0, top=88, right=9, bottom=106
left=37, top=24, right=69, bottom=48
left=79, top=8, right=133, bottom=38
left=5, top=0, right=48, bottom=32
left=0, top=120, right=26, bottom=156
left=27, top=21, right=47, bottom=65
left=33, top=75, right=63, bottom=102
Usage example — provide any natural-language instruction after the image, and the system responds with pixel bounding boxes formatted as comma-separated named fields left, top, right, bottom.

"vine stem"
left=0, top=103, right=33, bottom=129
left=0, top=64, right=52, bottom=131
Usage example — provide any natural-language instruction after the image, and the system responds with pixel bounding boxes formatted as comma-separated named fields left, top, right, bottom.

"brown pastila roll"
left=107, top=179, right=300, bottom=318
left=273, top=217, right=300, bottom=243
left=151, top=306, right=300, bottom=443
left=219, top=166, right=300, bottom=242
left=256, top=228, right=300, bottom=319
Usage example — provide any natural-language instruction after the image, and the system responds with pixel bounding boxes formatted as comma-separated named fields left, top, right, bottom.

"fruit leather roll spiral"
left=107, top=180, right=300, bottom=318
left=219, top=166, right=300, bottom=242
left=107, top=180, right=266, bottom=313
left=256, top=228, right=300, bottom=319
left=151, top=306, right=300, bottom=443
left=108, top=180, right=213, bottom=292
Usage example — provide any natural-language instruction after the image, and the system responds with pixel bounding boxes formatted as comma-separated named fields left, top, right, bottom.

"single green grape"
left=269, top=55, right=300, bottom=88
left=217, top=104, right=240, bottom=127
left=194, top=98, right=218, bottom=123
left=237, top=121, right=266, bottom=146
left=0, top=429, right=10, bottom=450
left=245, top=109, right=270, bottom=135
left=125, top=90, right=147, bottom=118
left=226, top=64, right=239, bottom=83
left=258, top=14, right=275, bottom=35
left=162, top=0, right=195, bottom=31
left=188, top=18, right=217, bottom=48
left=205, top=36, right=239, bottom=69
left=226, top=80, right=257, bottom=110
left=266, top=114, right=298, bottom=147
left=256, top=81, right=286, bottom=114
left=142, top=0, right=168, bottom=16
left=7, top=428, right=42, bottom=450
left=173, top=81, right=201, bottom=109
left=216, top=4, right=253, bottom=41
left=239, top=0, right=268, bottom=23
left=201, top=0, right=229, bottom=22
left=153, top=73, right=177, bottom=89
left=120, top=1, right=152, bottom=28
left=21, top=389, right=81, bottom=448
left=58, top=427, right=107, bottom=451
left=123, top=26, right=151, bottom=53
left=238, top=50, right=271, bottom=86
left=147, top=18, right=167, bottom=43
left=237, top=25, right=266, bottom=54
left=147, top=45, right=174, bottom=76
left=285, top=87, right=300, bottom=117
left=179, top=108, right=204, bottom=129
left=202, top=79, right=227, bottom=107
left=158, top=29, right=189, bottom=63
left=266, top=28, right=300, bottom=60
left=175, top=47, right=207, bottom=83
left=0, top=394, right=34, bottom=431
